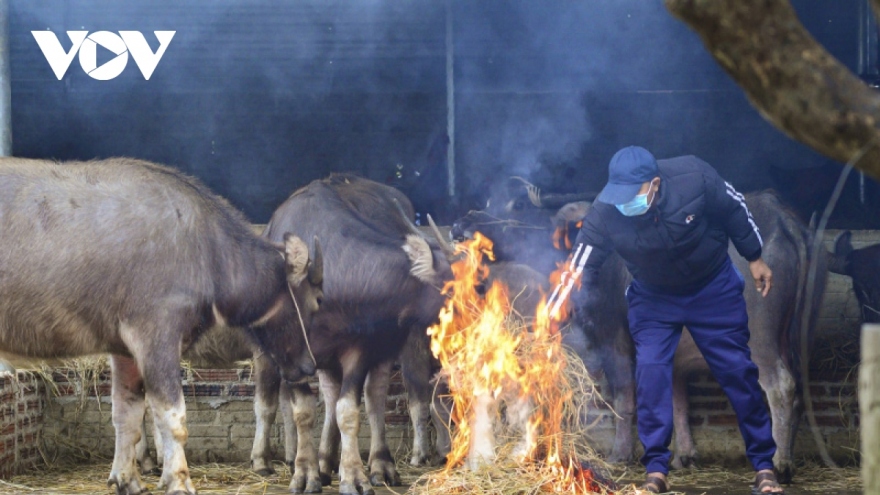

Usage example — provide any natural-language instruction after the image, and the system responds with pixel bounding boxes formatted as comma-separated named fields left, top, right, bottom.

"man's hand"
left=749, top=258, right=773, bottom=297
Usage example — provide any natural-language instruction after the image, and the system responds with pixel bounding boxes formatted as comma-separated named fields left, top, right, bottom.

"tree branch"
left=666, top=0, right=880, bottom=181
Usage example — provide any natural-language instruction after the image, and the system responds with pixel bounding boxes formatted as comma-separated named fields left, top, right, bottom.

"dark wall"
left=9, top=0, right=878, bottom=226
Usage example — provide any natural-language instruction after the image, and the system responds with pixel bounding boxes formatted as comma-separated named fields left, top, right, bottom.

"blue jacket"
left=553, top=155, right=762, bottom=306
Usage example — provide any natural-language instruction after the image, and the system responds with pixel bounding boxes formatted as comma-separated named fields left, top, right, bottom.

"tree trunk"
left=861, top=324, right=880, bottom=494
left=665, top=0, right=880, bottom=181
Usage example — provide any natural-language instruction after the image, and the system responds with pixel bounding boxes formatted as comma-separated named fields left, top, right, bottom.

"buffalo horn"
left=392, top=198, right=423, bottom=237
left=426, top=214, right=456, bottom=260
left=536, top=191, right=599, bottom=209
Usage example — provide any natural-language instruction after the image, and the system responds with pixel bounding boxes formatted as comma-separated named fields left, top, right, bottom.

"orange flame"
left=552, top=220, right=584, bottom=251
left=427, top=231, right=606, bottom=494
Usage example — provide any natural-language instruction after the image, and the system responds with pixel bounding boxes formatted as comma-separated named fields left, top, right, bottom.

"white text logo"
left=31, top=30, right=175, bottom=80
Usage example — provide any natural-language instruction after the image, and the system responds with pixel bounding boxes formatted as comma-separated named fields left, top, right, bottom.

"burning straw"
left=413, top=233, right=617, bottom=495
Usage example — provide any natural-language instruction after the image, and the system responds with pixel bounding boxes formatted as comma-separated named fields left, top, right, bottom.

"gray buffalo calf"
left=0, top=157, right=322, bottom=495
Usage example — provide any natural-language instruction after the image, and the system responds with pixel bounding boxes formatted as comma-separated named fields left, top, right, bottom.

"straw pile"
left=410, top=310, right=620, bottom=495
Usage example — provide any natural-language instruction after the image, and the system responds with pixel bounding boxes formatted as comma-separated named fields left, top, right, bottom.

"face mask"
left=616, top=180, right=657, bottom=216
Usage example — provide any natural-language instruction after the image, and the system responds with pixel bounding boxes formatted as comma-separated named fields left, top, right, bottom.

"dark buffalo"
left=828, top=231, right=880, bottom=324
left=262, top=173, right=453, bottom=495
left=451, top=177, right=595, bottom=275
left=0, top=157, right=323, bottom=495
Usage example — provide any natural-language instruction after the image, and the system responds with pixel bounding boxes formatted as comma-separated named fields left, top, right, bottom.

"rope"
left=287, top=279, right=317, bottom=368
left=279, top=250, right=317, bottom=367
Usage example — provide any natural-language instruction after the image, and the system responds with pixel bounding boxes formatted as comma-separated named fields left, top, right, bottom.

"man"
left=548, top=146, right=784, bottom=494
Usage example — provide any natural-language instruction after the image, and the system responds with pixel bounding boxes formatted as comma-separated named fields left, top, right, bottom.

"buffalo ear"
left=833, top=231, right=853, bottom=257
left=284, top=233, right=309, bottom=286
left=308, top=236, right=323, bottom=286
left=827, top=231, right=853, bottom=276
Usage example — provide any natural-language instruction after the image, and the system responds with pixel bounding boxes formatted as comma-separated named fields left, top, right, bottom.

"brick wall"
left=0, top=230, right=875, bottom=475
left=38, top=366, right=416, bottom=467
left=0, top=373, right=47, bottom=477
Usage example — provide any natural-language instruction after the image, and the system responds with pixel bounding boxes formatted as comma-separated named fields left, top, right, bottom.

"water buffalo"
left=262, top=173, right=453, bottom=495
left=0, top=157, right=323, bottom=495
left=828, top=231, right=880, bottom=324
left=451, top=177, right=595, bottom=275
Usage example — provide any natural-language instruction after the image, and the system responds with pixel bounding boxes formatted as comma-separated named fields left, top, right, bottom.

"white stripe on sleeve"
left=725, top=181, right=763, bottom=246
left=549, top=244, right=593, bottom=318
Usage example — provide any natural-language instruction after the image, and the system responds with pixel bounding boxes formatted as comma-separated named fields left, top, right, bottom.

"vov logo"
left=31, top=31, right=175, bottom=81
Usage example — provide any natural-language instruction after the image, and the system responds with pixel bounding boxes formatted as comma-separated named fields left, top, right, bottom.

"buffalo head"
left=248, top=234, right=324, bottom=382
left=829, top=231, right=880, bottom=324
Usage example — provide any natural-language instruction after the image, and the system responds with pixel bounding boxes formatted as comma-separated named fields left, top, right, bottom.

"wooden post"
left=861, top=324, right=880, bottom=494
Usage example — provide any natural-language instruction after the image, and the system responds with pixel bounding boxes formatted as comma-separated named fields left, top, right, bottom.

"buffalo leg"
left=250, top=353, right=281, bottom=476
left=289, top=382, right=322, bottom=494
left=400, top=328, right=445, bottom=466
left=337, top=350, right=373, bottom=495
left=755, top=357, right=797, bottom=483
left=135, top=417, right=159, bottom=475
left=280, top=380, right=297, bottom=468
left=364, top=360, right=400, bottom=486
left=134, top=317, right=197, bottom=495
left=604, top=348, right=636, bottom=464
left=108, top=354, right=149, bottom=495
left=671, top=369, right=698, bottom=469
left=429, top=375, right=452, bottom=462
left=317, top=370, right=341, bottom=486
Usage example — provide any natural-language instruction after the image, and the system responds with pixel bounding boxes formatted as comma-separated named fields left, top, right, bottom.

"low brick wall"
left=37, top=366, right=415, bottom=467
left=0, top=373, right=47, bottom=477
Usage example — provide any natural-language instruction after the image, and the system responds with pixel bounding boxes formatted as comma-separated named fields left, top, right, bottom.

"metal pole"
left=861, top=323, right=880, bottom=494
left=0, top=0, right=12, bottom=156
left=445, top=0, right=455, bottom=199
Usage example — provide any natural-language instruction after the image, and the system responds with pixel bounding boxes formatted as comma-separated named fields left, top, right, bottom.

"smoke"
left=9, top=0, right=871, bottom=226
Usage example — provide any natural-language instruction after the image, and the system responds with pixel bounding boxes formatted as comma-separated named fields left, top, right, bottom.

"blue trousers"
left=626, top=257, right=776, bottom=474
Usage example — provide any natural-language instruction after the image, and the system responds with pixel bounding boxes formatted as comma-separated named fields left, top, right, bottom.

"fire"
left=426, top=231, right=609, bottom=494
left=552, top=220, right=583, bottom=251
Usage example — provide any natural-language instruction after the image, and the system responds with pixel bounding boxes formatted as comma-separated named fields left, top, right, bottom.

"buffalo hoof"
left=338, top=481, right=374, bottom=495
left=671, top=452, right=699, bottom=470
left=369, top=471, right=401, bottom=487
left=108, top=477, right=151, bottom=495
left=409, top=452, right=432, bottom=467
left=254, top=467, right=275, bottom=477
left=139, top=458, right=159, bottom=476
left=368, top=461, right=400, bottom=487
left=140, top=466, right=162, bottom=477
left=319, top=471, right=333, bottom=487
left=369, top=448, right=400, bottom=486
left=775, top=463, right=794, bottom=484
left=290, top=483, right=322, bottom=494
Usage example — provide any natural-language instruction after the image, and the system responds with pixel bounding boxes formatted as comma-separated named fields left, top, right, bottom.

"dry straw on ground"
left=410, top=311, right=619, bottom=495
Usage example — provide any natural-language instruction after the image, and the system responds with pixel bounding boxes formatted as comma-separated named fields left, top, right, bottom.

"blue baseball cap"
left=596, top=146, right=659, bottom=204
